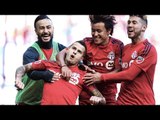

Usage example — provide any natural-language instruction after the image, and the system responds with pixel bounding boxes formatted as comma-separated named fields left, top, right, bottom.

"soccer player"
left=84, top=15, right=157, bottom=105
left=15, top=41, right=106, bottom=105
left=57, top=15, right=124, bottom=105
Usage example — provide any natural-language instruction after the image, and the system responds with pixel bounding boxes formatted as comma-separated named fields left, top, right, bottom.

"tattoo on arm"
left=15, top=66, right=26, bottom=78
left=15, top=63, right=32, bottom=78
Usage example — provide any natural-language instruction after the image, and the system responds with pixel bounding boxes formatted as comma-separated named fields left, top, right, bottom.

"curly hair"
left=89, top=15, right=117, bottom=35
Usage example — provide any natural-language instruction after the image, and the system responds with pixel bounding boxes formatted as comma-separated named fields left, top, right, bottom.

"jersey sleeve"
left=32, top=60, right=47, bottom=70
left=132, top=46, right=157, bottom=72
left=29, top=60, right=55, bottom=82
left=23, top=47, right=54, bottom=81
left=101, top=63, right=141, bottom=82
left=23, top=47, right=39, bottom=65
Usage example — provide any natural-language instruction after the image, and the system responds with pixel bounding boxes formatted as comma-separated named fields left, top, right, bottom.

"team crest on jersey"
left=106, top=60, right=114, bottom=70
left=136, top=56, right=144, bottom=64
left=107, top=51, right=115, bottom=60
left=131, top=51, right=137, bottom=59
left=69, top=73, right=80, bottom=85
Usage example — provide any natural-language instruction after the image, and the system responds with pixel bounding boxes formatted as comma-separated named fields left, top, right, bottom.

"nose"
left=73, top=50, right=77, bottom=54
left=44, top=28, right=49, bottom=33
left=92, top=31, right=98, bottom=37
left=128, top=22, right=133, bottom=27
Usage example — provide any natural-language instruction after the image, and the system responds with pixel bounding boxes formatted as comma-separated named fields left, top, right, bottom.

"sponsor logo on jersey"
left=122, top=51, right=144, bottom=69
left=122, top=55, right=144, bottom=69
left=122, top=62, right=128, bottom=69
left=69, top=73, right=80, bottom=85
left=129, top=60, right=134, bottom=66
left=90, top=61, right=103, bottom=67
left=106, top=60, right=114, bottom=70
left=122, top=59, right=134, bottom=69
left=89, top=61, right=115, bottom=70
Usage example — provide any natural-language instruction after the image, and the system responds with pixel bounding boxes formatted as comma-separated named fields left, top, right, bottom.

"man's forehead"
left=36, top=19, right=52, bottom=26
left=128, top=16, right=141, bottom=21
left=71, top=42, right=85, bottom=50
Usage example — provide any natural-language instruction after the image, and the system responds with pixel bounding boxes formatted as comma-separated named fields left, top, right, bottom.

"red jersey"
left=32, top=60, right=95, bottom=105
left=79, top=37, right=124, bottom=105
left=101, top=39, right=157, bottom=105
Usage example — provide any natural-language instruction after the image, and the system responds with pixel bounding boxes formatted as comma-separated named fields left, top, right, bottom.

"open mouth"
left=128, top=29, right=134, bottom=33
left=42, top=36, right=50, bottom=40
left=70, top=55, right=75, bottom=59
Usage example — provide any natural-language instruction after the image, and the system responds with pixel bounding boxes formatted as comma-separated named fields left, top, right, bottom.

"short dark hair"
left=129, top=15, right=148, bottom=25
left=76, top=40, right=87, bottom=56
left=34, top=15, right=51, bottom=29
left=89, top=15, right=117, bottom=35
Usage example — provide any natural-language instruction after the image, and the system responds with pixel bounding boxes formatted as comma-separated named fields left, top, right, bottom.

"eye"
left=77, top=50, right=82, bottom=54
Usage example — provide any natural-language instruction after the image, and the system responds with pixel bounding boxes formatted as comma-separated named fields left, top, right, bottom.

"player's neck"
left=131, top=35, right=145, bottom=45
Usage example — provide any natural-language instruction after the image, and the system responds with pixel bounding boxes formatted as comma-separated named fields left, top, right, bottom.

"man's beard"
left=37, top=35, right=53, bottom=49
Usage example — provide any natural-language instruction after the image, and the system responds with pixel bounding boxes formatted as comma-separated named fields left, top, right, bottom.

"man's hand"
left=83, top=64, right=95, bottom=73
left=48, top=70, right=61, bottom=82
left=83, top=72, right=102, bottom=86
left=61, top=66, right=72, bottom=80
left=89, top=96, right=106, bottom=105
left=15, top=75, right=24, bottom=90
left=15, top=66, right=26, bottom=90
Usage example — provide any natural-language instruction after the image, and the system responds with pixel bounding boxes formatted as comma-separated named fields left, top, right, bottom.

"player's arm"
left=91, top=87, right=103, bottom=97
left=84, top=85, right=106, bottom=105
left=23, top=48, right=54, bottom=82
left=15, top=63, right=33, bottom=90
left=56, top=48, right=72, bottom=79
left=15, top=60, right=51, bottom=89
left=101, top=63, right=141, bottom=82
left=84, top=64, right=141, bottom=86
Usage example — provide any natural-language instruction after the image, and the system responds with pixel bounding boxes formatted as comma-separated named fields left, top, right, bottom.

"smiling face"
left=91, top=22, right=111, bottom=45
left=65, top=42, right=86, bottom=66
left=127, top=16, right=147, bottom=43
left=35, top=18, right=54, bottom=43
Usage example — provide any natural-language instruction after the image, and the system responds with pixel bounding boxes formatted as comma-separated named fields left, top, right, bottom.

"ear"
left=142, top=25, right=147, bottom=32
left=107, top=28, right=112, bottom=36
